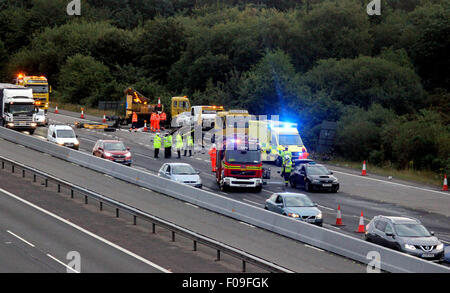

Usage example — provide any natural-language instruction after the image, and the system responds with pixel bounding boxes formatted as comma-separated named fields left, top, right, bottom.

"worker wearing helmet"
left=153, top=132, right=161, bottom=158
left=281, top=155, right=293, bottom=186
left=175, top=132, right=183, bottom=159
left=281, top=146, right=292, bottom=166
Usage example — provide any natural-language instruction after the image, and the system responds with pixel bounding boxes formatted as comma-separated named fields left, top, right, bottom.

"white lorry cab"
left=0, top=83, right=37, bottom=134
left=191, top=105, right=225, bottom=130
left=47, top=124, right=79, bottom=150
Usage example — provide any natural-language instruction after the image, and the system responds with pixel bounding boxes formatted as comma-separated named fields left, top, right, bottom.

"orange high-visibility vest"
left=209, top=148, right=217, bottom=172
left=132, top=112, right=138, bottom=122
left=160, top=112, right=166, bottom=121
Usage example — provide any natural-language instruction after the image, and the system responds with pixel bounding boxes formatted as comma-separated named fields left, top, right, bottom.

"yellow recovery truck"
left=15, top=74, right=51, bottom=112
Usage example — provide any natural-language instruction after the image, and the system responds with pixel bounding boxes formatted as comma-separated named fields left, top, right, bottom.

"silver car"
left=158, top=163, right=202, bottom=188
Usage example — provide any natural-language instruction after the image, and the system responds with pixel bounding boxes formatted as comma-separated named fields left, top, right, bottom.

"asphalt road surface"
left=0, top=188, right=168, bottom=273
left=0, top=132, right=366, bottom=272
left=39, top=111, right=450, bottom=246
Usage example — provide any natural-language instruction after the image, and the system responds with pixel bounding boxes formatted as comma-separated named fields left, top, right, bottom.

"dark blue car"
left=289, top=163, right=339, bottom=192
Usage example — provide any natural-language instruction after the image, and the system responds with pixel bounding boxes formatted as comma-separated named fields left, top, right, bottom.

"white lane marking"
left=304, top=244, right=324, bottom=252
left=318, top=205, right=334, bottom=211
left=6, top=230, right=35, bottom=247
left=185, top=202, right=198, bottom=209
left=242, top=199, right=261, bottom=206
left=196, top=158, right=202, bottom=160
left=323, top=223, right=341, bottom=230
left=79, top=137, right=97, bottom=143
left=332, top=170, right=449, bottom=196
left=239, top=221, right=255, bottom=228
left=104, top=174, right=113, bottom=179
left=36, top=135, right=46, bottom=140
left=140, top=187, right=152, bottom=192
left=134, top=153, right=156, bottom=160
left=0, top=188, right=171, bottom=273
left=46, top=253, right=80, bottom=273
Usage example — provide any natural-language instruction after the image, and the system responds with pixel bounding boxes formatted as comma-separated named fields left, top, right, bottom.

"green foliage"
left=302, top=56, right=425, bottom=114
left=0, top=0, right=448, bottom=172
left=336, top=104, right=396, bottom=162
left=58, top=54, right=112, bottom=106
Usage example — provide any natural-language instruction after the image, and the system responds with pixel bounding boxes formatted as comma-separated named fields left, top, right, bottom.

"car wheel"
left=290, top=177, right=297, bottom=188
left=264, top=206, right=268, bottom=210
left=305, top=181, right=311, bottom=192
left=331, top=187, right=338, bottom=193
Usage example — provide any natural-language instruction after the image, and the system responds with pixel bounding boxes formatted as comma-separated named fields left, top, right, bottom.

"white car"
left=171, top=111, right=191, bottom=128
left=47, top=124, right=79, bottom=150
left=158, top=163, right=202, bottom=188
left=34, top=109, right=48, bottom=126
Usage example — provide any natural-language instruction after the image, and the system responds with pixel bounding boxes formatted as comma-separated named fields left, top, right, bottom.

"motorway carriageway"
left=40, top=110, right=450, bottom=247
left=0, top=187, right=168, bottom=273
left=0, top=132, right=365, bottom=272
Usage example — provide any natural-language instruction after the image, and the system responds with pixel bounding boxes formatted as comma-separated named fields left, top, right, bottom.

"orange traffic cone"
left=361, top=160, right=367, bottom=176
left=54, top=105, right=59, bottom=114
left=443, top=174, right=448, bottom=191
left=356, top=211, right=365, bottom=233
left=335, top=205, right=344, bottom=226
left=80, top=109, right=84, bottom=119
left=143, top=120, right=148, bottom=132
left=102, top=113, right=106, bottom=123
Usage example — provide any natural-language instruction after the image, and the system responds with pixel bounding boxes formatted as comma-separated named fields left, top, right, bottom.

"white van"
left=47, top=124, right=79, bottom=150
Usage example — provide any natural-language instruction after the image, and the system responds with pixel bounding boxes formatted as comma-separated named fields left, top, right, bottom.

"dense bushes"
left=0, top=0, right=448, bottom=173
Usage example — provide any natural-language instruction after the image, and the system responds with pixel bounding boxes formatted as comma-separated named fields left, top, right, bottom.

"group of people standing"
left=153, top=131, right=194, bottom=159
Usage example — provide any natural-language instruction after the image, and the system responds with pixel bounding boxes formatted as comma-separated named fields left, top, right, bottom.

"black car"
left=289, top=163, right=339, bottom=192
left=365, top=216, right=445, bottom=262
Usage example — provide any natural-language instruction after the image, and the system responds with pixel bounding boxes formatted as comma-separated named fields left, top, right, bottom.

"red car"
left=92, top=140, right=132, bottom=166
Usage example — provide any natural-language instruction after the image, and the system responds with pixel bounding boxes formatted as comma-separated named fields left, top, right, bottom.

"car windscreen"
left=394, top=224, right=431, bottom=237
left=27, top=85, right=49, bottom=93
left=56, top=129, right=75, bottom=138
left=306, top=165, right=330, bottom=175
left=278, top=134, right=303, bottom=146
left=284, top=196, right=315, bottom=207
left=104, top=142, right=126, bottom=151
left=202, top=110, right=216, bottom=114
left=225, top=150, right=261, bottom=164
left=8, top=103, right=35, bottom=114
left=172, top=165, right=196, bottom=175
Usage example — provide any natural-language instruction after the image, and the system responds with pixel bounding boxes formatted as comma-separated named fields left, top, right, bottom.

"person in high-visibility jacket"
left=208, top=144, right=217, bottom=172
left=281, top=146, right=292, bottom=165
left=281, top=155, right=293, bottom=186
left=155, top=112, right=160, bottom=131
left=175, top=133, right=183, bottom=159
left=184, top=133, right=194, bottom=157
left=153, top=132, right=161, bottom=158
left=160, top=112, right=166, bottom=130
left=131, top=112, right=138, bottom=130
left=164, top=133, right=172, bottom=158
left=150, top=112, right=156, bottom=132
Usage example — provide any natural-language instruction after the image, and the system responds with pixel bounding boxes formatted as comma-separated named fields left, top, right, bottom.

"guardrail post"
left=45, top=178, right=48, bottom=187
left=99, top=202, right=103, bottom=211
left=152, top=223, right=156, bottom=234
left=242, top=260, right=246, bottom=272
left=133, top=215, right=137, bottom=225
left=171, top=231, right=175, bottom=242
left=12, top=164, right=14, bottom=173
left=1, top=161, right=4, bottom=169
left=193, top=240, right=197, bottom=251
left=116, top=208, right=119, bottom=218
left=70, top=189, right=74, bottom=198
left=22, top=169, right=25, bottom=178
left=216, top=250, right=221, bottom=261
left=57, top=184, right=61, bottom=193
left=33, top=174, right=36, bottom=182
left=84, top=195, right=88, bottom=204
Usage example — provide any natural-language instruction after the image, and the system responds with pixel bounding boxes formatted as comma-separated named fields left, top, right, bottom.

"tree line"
left=0, top=0, right=448, bottom=173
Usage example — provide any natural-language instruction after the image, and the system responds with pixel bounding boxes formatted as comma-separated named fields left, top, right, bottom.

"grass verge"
left=50, top=101, right=119, bottom=118
left=323, top=157, right=444, bottom=187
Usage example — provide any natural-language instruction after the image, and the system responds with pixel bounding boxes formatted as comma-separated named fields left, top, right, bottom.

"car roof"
left=166, top=163, right=193, bottom=167
left=51, top=124, right=73, bottom=130
left=277, top=192, right=309, bottom=198
left=378, top=216, right=420, bottom=224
